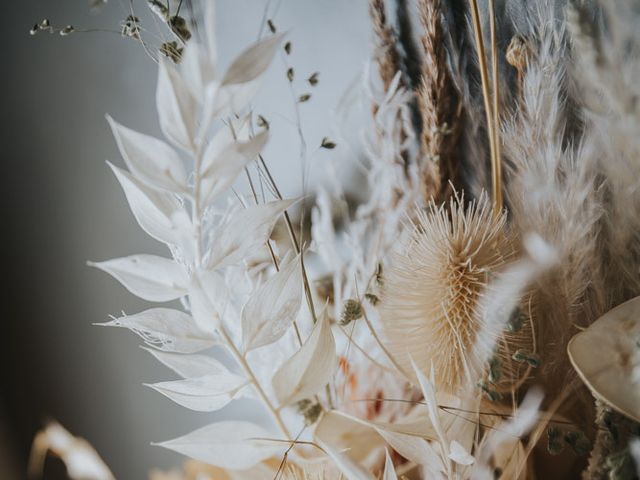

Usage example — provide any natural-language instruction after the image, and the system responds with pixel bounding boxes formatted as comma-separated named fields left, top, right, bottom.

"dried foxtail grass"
left=379, top=192, right=532, bottom=394
left=416, top=0, right=463, bottom=202
left=369, top=0, right=404, bottom=93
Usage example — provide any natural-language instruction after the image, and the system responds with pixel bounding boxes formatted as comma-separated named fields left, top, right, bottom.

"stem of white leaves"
left=219, top=327, right=293, bottom=440
left=190, top=142, right=292, bottom=441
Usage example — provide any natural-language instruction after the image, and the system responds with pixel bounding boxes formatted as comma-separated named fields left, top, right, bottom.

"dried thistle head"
left=379, top=192, right=530, bottom=393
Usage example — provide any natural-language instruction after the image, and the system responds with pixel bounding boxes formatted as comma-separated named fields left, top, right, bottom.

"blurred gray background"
left=2, top=1, right=370, bottom=477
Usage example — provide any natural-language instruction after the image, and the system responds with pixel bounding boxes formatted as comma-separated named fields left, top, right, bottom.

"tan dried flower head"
left=380, top=192, right=523, bottom=393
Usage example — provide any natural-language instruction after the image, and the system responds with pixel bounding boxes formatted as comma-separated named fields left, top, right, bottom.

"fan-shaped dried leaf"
left=157, top=58, right=197, bottom=152
left=108, top=162, right=192, bottom=249
left=147, top=373, right=247, bottom=412
left=241, top=254, right=302, bottom=352
left=156, top=421, right=282, bottom=470
left=89, top=255, right=188, bottom=302
left=98, top=308, right=215, bottom=353
left=568, top=295, right=640, bottom=422
left=107, top=116, right=187, bottom=192
left=272, top=309, right=337, bottom=405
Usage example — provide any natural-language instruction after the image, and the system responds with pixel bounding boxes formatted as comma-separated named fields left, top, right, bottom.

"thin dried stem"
left=488, top=0, right=502, bottom=211
left=468, top=0, right=502, bottom=210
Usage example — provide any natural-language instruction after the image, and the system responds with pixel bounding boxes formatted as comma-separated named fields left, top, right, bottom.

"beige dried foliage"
left=369, top=0, right=404, bottom=93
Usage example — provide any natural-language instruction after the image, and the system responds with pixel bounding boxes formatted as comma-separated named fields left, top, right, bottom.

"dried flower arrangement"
left=28, top=0, right=640, bottom=479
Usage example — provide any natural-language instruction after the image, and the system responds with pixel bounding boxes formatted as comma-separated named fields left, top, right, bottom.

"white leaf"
left=314, top=438, right=374, bottom=480
left=222, top=34, right=284, bottom=85
left=157, top=58, right=197, bottom=152
left=97, top=308, right=215, bottom=353
left=108, top=162, right=192, bottom=249
left=383, top=449, right=397, bottom=480
left=90, top=255, right=187, bottom=302
left=206, top=80, right=262, bottom=118
left=107, top=116, right=187, bottom=192
left=206, top=199, right=296, bottom=270
left=449, top=440, right=474, bottom=466
left=241, top=255, right=302, bottom=352
left=147, top=373, right=247, bottom=412
left=272, top=309, right=337, bottom=405
left=313, top=411, right=383, bottom=464
left=375, top=429, right=434, bottom=466
left=180, top=42, right=216, bottom=102
left=142, top=347, right=226, bottom=378
left=411, top=360, right=451, bottom=472
left=201, top=130, right=269, bottom=206
left=156, top=421, right=282, bottom=470
left=188, top=269, right=227, bottom=331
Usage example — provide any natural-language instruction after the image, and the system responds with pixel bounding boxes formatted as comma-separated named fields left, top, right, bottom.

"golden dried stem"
left=468, top=0, right=502, bottom=210
left=488, top=0, right=503, bottom=211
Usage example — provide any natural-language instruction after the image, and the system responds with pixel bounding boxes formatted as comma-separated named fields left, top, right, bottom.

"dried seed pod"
left=568, top=296, right=640, bottom=422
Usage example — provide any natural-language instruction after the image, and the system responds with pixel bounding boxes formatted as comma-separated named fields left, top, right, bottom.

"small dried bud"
left=488, top=356, right=501, bottom=383
left=506, top=35, right=531, bottom=72
left=564, top=430, right=591, bottom=456
left=512, top=349, right=540, bottom=368
left=298, top=93, right=311, bottom=103
left=121, top=15, right=141, bottom=38
left=365, top=293, right=379, bottom=306
left=375, top=263, right=383, bottom=287
left=477, top=381, right=502, bottom=402
left=506, top=307, right=524, bottom=332
left=296, top=399, right=323, bottom=426
left=170, top=15, right=191, bottom=42
left=160, top=41, right=183, bottom=63
left=340, top=299, right=363, bottom=326
left=284, top=41, right=292, bottom=54
left=148, top=0, right=170, bottom=21
left=286, top=67, right=294, bottom=82
left=307, top=72, right=319, bottom=86
left=40, top=19, right=51, bottom=29
left=60, top=25, right=75, bottom=36
left=257, top=115, right=269, bottom=130
left=267, top=19, right=276, bottom=33
left=320, top=137, right=336, bottom=149
left=30, top=24, right=39, bottom=35
left=547, top=427, right=565, bottom=455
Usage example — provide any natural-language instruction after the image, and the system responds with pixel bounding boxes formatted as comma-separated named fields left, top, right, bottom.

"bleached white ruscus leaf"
left=180, top=42, right=216, bottom=102
left=89, top=255, right=188, bottom=302
left=222, top=33, right=285, bottom=86
left=157, top=58, right=197, bottom=152
left=241, top=254, right=302, bottom=352
left=155, top=421, right=282, bottom=470
left=448, top=440, right=475, bottom=466
left=97, top=308, right=216, bottom=353
left=205, top=198, right=297, bottom=270
left=146, top=373, right=248, bottom=412
left=383, top=449, right=398, bottom=480
left=107, top=163, right=192, bottom=250
left=314, top=438, right=375, bottom=480
left=272, top=308, right=338, bottom=405
left=106, top=116, right=187, bottom=193
left=29, top=422, right=114, bottom=480
left=201, top=33, right=285, bottom=123
left=411, top=360, right=452, bottom=475
left=142, top=347, right=227, bottom=377
left=375, top=429, right=436, bottom=467
left=188, top=269, right=227, bottom=331
left=200, top=130, right=269, bottom=206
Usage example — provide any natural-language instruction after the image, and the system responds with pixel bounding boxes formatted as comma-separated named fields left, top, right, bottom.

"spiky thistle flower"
left=379, top=192, right=531, bottom=393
